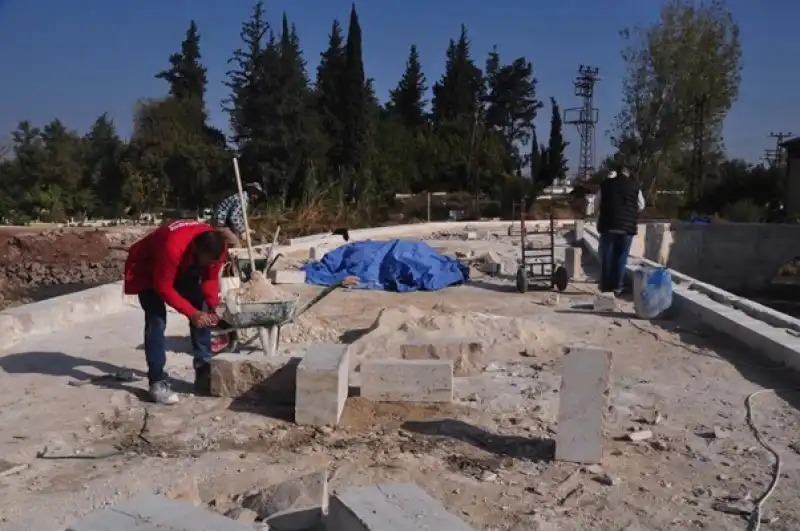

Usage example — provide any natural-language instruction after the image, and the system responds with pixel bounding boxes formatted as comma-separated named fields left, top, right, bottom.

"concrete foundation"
left=209, top=354, right=298, bottom=403
left=295, top=344, right=350, bottom=426
left=327, top=483, right=474, bottom=531
left=555, top=347, right=612, bottom=464
left=67, top=494, right=253, bottom=531
left=619, top=221, right=800, bottom=294
left=582, top=224, right=800, bottom=372
left=360, top=359, right=453, bottom=403
left=0, top=282, right=127, bottom=351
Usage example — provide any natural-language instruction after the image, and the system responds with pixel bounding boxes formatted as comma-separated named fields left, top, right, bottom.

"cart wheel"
left=553, top=266, right=569, bottom=292
left=516, top=267, right=529, bottom=293
left=211, top=332, right=237, bottom=354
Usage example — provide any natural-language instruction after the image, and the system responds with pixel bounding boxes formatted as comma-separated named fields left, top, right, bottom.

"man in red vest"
left=124, top=220, right=228, bottom=404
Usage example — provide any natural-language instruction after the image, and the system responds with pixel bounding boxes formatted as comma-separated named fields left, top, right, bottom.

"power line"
left=764, top=132, right=792, bottom=167
left=563, top=65, right=600, bottom=182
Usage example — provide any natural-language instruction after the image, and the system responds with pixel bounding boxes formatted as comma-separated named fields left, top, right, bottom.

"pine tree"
left=484, top=50, right=542, bottom=172
left=529, top=126, right=541, bottom=180
left=546, top=97, right=568, bottom=183
left=224, top=1, right=274, bottom=187
left=315, top=20, right=346, bottom=177
left=388, top=45, right=427, bottom=129
left=156, top=20, right=207, bottom=118
left=431, top=25, right=484, bottom=123
left=340, top=4, right=368, bottom=197
left=152, top=20, right=224, bottom=209
left=83, top=114, right=125, bottom=216
left=269, top=12, right=314, bottom=204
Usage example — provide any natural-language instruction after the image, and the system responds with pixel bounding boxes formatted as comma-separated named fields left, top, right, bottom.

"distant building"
left=780, top=137, right=800, bottom=219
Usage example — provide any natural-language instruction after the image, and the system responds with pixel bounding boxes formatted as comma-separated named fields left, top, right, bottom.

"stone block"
left=210, top=354, right=298, bottom=403
left=564, top=247, right=582, bottom=279
left=593, top=294, right=616, bottom=312
left=328, top=483, right=474, bottom=531
left=67, top=494, right=253, bottom=531
left=399, top=338, right=484, bottom=376
left=308, top=245, right=329, bottom=261
left=481, top=262, right=501, bottom=275
left=361, top=359, right=453, bottom=403
left=555, top=347, right=612, bottom=464
left=295, top=344, right=350, bottom=426
left=242, top=470, right=328, bottom=530
left=465, top=231, right=478, bottom=240
left=268, top=269, right=306, bottom=285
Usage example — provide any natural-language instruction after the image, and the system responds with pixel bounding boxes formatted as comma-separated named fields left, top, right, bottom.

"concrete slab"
left=269, top=269, right=306, bottom=285
left=327, top=483, right=474, bottom=531
left=361, top=359, right=453, bottom=403
left=0, top=282, right=127, bottom=350
left=209, top=354, right=298, bottom=403
left=593, top=295, right=616, bottom=312
left=555, top=346, right=612, bottom=464
left=295, top=344, right=350, bottom=426
left=676, top=288, right=800, bottom=371
left=67, top=494, right=253, bottom=530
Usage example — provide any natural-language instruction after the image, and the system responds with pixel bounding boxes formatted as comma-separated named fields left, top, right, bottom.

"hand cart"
left=515, top=201, right=569, bottom=293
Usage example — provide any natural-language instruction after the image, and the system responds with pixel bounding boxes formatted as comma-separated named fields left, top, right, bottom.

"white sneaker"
left=149, top=380, right=179, bottom=405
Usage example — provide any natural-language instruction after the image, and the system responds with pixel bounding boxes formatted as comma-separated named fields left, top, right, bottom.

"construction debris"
left=626, top=430, right=654, bottom=442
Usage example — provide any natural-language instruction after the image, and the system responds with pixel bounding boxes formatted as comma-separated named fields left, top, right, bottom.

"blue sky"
left=0, top=0, right=796, bottom=167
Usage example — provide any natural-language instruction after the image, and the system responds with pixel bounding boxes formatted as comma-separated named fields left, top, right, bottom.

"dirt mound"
left=0, top=230, right=111, bottom=266
left=349, top=303, right=563, bottom=374
left=0, top=228, right=148, bottom=309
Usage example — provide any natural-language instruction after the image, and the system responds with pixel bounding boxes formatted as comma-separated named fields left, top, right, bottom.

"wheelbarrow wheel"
left=553, top=266, right=569, bottom=292
left=516, top=267, right=528, bottom=293
left=211, top=332, right=237, bottom=354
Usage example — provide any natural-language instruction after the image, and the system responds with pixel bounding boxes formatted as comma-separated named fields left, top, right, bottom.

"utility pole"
left=564, top=65, right=600, bottom=183
left=765, top=132, right=792, bottom=167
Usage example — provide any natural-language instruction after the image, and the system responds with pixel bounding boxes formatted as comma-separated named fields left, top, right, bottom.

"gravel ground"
left=0, top=232, right=798, bottom=530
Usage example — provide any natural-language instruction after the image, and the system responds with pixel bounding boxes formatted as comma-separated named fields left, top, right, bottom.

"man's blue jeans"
left=598, top=232, right=633, bottom=293
left=138, top=275, right=212, bottom=385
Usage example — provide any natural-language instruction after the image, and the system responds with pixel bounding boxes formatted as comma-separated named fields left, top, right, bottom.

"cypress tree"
left=388, top=45, right=428, bottom=129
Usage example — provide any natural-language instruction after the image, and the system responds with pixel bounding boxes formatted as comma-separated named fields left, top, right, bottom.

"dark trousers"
left=598, top=232, right=633, bottom=293
left=138, top=274, right=212, bottom=385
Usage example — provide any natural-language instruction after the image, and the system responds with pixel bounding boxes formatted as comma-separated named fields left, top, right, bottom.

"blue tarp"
left=303, top=239, right=470, bottom=292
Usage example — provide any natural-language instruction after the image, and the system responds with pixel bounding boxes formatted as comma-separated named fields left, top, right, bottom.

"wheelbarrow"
left=211, top=276, right=357, bottom=356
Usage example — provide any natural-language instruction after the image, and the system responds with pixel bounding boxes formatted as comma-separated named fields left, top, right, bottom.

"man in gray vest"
left=594, top=168, right=645, bottom=296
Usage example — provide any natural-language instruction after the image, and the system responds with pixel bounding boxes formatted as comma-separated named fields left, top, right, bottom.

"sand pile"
left=237, top=271, right=293, bottom=303
left=224, top=271, right=295, bottom=314
left=349, top=303, right=563, bottom=375
left=281, top=314, right=341, bottom=344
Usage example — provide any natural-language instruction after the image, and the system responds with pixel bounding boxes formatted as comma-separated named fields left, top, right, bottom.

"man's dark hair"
left=193, top=230, right=226, bottom=260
